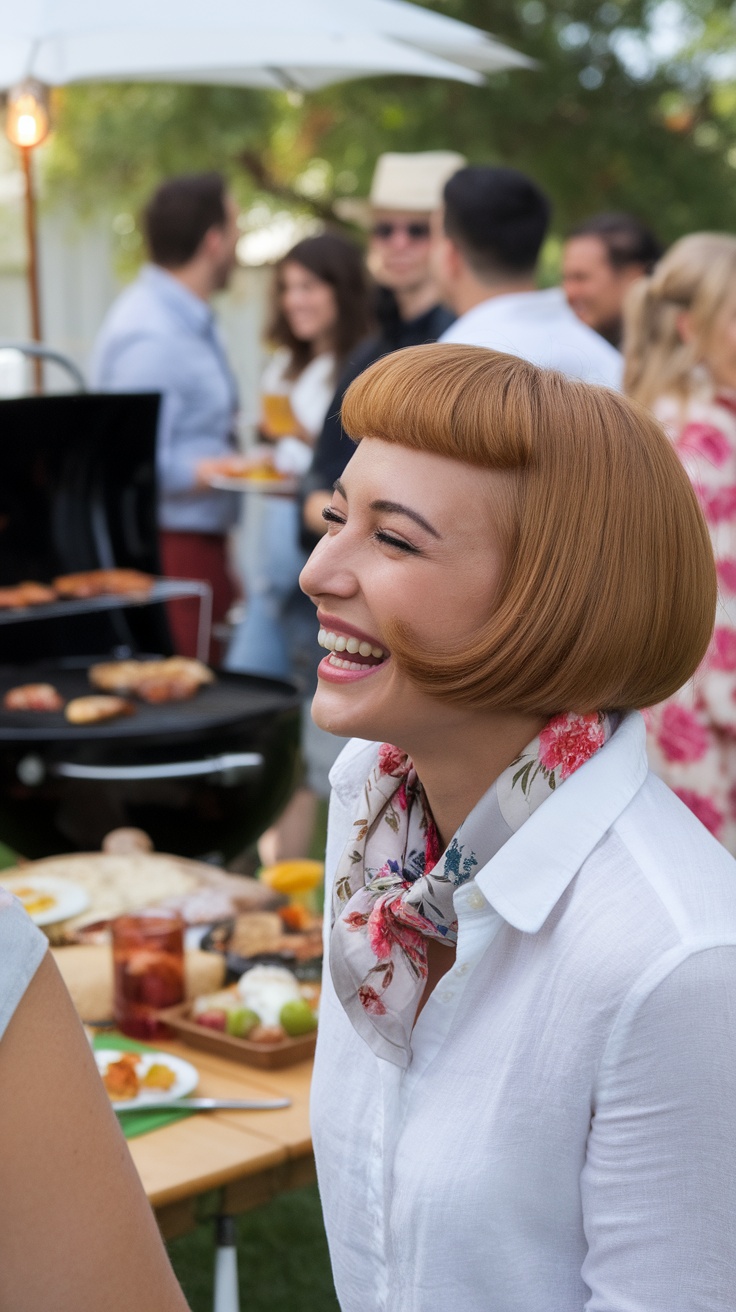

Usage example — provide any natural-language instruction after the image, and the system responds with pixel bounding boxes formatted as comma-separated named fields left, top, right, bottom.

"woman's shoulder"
left=609, top=769, right=736, bottom=944
left=0, top=894, right=48, bottom=1042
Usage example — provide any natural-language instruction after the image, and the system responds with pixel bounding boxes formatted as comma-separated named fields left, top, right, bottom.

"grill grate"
left=0, top=665, right=299, bottom=742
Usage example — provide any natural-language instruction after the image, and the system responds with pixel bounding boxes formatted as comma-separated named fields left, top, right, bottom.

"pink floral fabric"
left=330, top=712, right=613, bottom=1067
left=647, top=383, right=736, bottom=852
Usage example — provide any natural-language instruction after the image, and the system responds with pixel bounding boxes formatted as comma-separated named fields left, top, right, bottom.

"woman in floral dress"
left=300, top=344, right=736, bottom=1311
left=625, top=233, right=736, bottom=853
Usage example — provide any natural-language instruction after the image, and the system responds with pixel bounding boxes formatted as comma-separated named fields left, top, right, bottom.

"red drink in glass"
left=112, top=909, right=185, bottom=1040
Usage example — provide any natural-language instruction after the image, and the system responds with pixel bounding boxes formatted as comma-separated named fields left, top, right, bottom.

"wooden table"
left=127, top=1038, right=315, bottom=1241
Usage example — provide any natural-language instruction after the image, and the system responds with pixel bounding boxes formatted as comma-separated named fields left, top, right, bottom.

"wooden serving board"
left=157, top=1003, right=317, bottom=1069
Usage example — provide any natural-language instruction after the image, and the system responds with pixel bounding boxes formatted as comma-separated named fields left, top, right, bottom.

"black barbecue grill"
left=0, top=379, right=300, bottom=860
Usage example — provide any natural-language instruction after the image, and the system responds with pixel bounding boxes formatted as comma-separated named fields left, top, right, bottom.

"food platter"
left=207, top=473, right=298, bottom=496
left=0, top=874, right=90, bottom=926
left=95, top=1049, right=198, bottom=1111
left=157, top=1003, right=317, bottom=1069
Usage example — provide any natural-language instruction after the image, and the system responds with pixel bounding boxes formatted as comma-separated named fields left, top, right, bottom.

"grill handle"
left=53, top=753, right=263, bottom=782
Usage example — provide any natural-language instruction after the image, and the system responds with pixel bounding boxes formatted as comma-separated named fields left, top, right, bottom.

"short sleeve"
left=0, top=896, right=48, bottom=1042
left=581, top=945, right=736, bottom=1309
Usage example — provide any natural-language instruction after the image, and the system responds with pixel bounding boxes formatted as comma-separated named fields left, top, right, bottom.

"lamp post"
left=4, top=80, right=51, bottom=388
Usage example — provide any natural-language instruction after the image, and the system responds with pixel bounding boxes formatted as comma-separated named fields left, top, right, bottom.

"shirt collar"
left=459, top=286, right=567, bottom=324
left=471, top=710, right=648, bottom=932
left=140, top=263, right=214, bottom=332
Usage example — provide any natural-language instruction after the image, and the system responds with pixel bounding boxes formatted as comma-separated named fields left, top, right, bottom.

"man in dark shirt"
left=300, top=151, right=462, bottom=549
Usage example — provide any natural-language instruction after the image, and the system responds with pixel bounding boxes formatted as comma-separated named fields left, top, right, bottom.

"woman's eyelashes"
left=321, top=505, right=421, bottom=555
left=373, top=530, right=420, bottom=554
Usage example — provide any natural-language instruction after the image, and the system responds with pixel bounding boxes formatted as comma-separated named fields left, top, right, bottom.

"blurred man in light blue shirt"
left=91, top=173, right=240, bottom=657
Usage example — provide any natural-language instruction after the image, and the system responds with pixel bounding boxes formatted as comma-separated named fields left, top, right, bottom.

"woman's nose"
left=300, top=533, right=357, bottom=600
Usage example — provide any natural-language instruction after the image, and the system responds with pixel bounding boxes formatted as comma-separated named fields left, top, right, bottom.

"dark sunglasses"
left=371, top=221, right=431, bottom=242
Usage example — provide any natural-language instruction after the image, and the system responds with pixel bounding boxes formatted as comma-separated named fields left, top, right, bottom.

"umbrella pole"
left=20, top=145, right=43, bottom=392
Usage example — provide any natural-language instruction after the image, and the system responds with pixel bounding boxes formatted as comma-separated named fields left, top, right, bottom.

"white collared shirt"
left=312, top=713, right=736, bottom=1311
left=439, top=287, right=623, bottom=388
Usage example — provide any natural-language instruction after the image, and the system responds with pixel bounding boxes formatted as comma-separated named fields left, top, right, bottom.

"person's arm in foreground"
left=0, top=953, right=190, bottom=1312
left=581, top=945, right=736, bottom=1309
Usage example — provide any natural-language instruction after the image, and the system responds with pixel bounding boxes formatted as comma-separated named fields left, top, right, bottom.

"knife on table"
left=114, top=1096, right=291, bottom=1113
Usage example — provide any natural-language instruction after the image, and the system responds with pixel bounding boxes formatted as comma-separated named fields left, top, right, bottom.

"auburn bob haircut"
left=340, top=344, right=716, bottom=715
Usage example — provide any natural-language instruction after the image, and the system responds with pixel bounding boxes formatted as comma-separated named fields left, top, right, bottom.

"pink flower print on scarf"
left=537, top=712, right=606, bottom=781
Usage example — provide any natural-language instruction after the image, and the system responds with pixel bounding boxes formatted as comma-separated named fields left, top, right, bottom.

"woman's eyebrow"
left=370, top=499, right=441, bottom=539
left=332, top=479, right=441, bottom=539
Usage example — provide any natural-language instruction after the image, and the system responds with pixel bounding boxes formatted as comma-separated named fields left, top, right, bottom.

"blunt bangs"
left=340, top=344, right=716, bottom=715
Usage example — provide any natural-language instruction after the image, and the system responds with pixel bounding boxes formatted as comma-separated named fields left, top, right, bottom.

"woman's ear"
left=676, top=309, right=695, bottom=345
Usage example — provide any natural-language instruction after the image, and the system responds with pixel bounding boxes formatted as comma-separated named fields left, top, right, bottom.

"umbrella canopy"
left=0, top=0, right=532, bottom=92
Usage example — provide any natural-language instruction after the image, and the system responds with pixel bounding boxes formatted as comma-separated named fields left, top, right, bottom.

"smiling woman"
left=301, top=344, right=736, bottom=1312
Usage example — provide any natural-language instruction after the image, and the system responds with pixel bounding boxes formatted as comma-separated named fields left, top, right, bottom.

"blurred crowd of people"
left=90, top=152, right=736, bottom=859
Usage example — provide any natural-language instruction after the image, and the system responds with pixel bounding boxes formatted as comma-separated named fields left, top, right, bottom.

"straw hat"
left=335, top=150, right=466, bottom=225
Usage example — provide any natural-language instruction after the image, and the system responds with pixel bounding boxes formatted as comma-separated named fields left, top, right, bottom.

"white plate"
left=208, top=473, right=298, bottom=496
left=95, top=1049, right=198, bottom=1111
left=0, top=874, right=90, bottom=926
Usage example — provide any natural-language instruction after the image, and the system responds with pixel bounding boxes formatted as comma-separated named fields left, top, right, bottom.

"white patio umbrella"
left=0, top=0, right=532, bottom=91
left=0, top=0, right=532, bottom=347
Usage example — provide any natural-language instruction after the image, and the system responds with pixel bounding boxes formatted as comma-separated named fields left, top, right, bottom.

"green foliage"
left=44, top=0, right=736, bottom=262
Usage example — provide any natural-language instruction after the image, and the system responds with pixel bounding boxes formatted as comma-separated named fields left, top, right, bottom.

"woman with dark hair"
left=227, top=231, right=372, bottom=679
left=302, top=344, right=736, bottom=1311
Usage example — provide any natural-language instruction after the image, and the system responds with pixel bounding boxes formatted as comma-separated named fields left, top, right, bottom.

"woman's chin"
left=310, top=679, right=383, bottom=742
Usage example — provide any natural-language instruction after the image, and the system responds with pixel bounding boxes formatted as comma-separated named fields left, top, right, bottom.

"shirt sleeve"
left=0, top=897, right=48, bottom=1043
left=581, top=945, right=736, bottom=1309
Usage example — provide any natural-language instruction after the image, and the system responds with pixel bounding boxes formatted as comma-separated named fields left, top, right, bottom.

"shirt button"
left=441, top=989, right=455, bottom=1002
left=467, top=888, right=486, bottom=911
left=456, top=962, right=470, bottom=976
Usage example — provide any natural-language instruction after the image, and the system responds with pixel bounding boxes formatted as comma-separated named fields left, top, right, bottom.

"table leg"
left=213, top=1215, right=240, bottom=1312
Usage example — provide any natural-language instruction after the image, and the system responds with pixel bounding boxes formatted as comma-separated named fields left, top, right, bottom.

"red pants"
left=159, top=531, right=235, bottom=665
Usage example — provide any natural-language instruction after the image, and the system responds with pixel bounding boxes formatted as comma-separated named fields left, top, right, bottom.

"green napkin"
left=93, top=1031, right=196, bottom=1140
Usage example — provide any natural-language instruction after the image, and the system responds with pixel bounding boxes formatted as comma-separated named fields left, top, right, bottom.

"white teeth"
left=317, top=628, right=387, bottom=659
left=328, top=655, right=375, bottom=671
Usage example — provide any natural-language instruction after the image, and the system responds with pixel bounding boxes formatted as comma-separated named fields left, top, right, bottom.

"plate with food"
left=208, top=464, right=298, bottom=496
left=0, top=874, right=90, bottom=926
left=96, top=1049, right=198, bottom=1110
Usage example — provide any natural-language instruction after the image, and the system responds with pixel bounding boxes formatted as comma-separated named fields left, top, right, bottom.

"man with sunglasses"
left=300, top=151, right=464, bottom=546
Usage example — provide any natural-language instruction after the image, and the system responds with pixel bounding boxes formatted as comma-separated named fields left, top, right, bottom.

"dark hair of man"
left=443, top=166, right=552, bottom=281
left=144, top=172, right=228, bottom=268
left=568, top=213, right=664, bottom=274
left=269, top=231, right=375, bottom=378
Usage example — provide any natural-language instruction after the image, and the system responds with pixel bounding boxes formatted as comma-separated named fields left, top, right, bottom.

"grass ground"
left=166, top=1183, right=339, bottom=1311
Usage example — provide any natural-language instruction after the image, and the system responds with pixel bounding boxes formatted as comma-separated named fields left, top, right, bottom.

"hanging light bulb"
left=4, top=80, right=51, bottom=149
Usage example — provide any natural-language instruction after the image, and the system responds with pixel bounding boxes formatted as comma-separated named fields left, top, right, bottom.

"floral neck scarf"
left=330, top=712, right=614, bottom=1067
